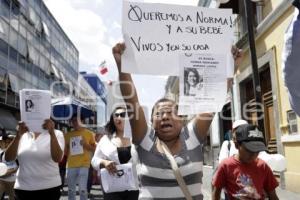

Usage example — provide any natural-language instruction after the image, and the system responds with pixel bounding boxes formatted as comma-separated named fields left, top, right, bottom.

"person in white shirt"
left=5, top=119, right=64, bottom=200
left=91, top=107, right=139, bottom=200
left=0, top=132, right=18, bottom=200
left=218, top=120, right=248, bottom=163
left=282, top=0, right=300, bottom=116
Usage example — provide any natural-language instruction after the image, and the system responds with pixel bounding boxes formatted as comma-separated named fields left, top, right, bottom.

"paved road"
left=60, top=184, right=103, bottom=200
left=59, top=166, right=300, bottom=200
left=59, top=166, right=214, bottom=200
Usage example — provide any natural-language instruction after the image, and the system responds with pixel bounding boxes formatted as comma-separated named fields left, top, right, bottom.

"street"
left=59, top=166, right=300, bottom=200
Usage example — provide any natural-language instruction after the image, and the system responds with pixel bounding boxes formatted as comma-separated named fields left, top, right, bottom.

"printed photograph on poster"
left=25, top=99, right=35, bottom=112
left=184, top=67, right=204, bottom=96
left=20, top=89, right=51, bottom=133
left=178, top=53, right=227, bottom=115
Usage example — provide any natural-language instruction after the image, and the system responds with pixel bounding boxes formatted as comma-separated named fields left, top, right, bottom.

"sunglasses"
left=114, top=112, right=126, bottom=118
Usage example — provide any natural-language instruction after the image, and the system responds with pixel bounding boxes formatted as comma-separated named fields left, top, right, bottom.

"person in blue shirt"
left=283, top=0, right=300, bottom=116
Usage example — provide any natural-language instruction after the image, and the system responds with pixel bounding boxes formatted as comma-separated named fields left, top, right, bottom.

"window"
left=287, top=110, right=298, bottom=134
left=28, top=6, right=37, bottom=26
left=9, top=46, right=18, bottom=61
left=39, top=55, right=50, bottom=75
left=27, top=44, right=39, bottom=65
left=19, top=0, right=29, bottom=19
left=0, top=0, right=10, bottom=22
left=42, top=21, right=50, bottom=38
left=9, top=29, right=18, bottom=50
left=0, top=18, right=8, bottom=41
left=0, top=66, right=6, bottom=85
left=0, top=20, right=3, bottom=34
left=0, top=38, right=8, bottom=56
left=19, top=24, right=26, bottom=38
left=18, top=34, right=27, bottom=56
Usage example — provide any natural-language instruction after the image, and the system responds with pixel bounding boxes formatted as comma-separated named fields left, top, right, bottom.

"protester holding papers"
left=91, top=106, right=139, bottom=200
left=64, top=114, right=96, bottom=200
left=112, top=42, right=242, bottom=200
left=5, top=119, right=64, bottom=200
left=0, top=130, right=18, bottom=200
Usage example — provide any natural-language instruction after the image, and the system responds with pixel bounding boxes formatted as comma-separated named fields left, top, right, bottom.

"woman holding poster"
left=91, top=106, right=139, bottom=200
left=5, top=120, right=64, bottom=200
left=111, top=42, right=242, bottom=200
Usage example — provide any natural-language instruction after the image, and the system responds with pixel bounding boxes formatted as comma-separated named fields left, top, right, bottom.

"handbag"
left=100, top=163, right=138, bottom=193
left=157, top=139, right=193, bottom=200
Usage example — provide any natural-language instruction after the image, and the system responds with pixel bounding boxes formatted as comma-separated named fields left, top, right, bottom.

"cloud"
left=143, top=0, right=199, bottom=6
left=44, top=0, right=108, bottom=71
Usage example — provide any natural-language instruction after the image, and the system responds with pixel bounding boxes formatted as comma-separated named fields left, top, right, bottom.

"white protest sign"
left=122, top=1, right=233, bottom=75
left=70, top=136, right=84, bottom=155
left=178, top=53, right=227, bottom=115
left=20, top=89, right=51, bottom=133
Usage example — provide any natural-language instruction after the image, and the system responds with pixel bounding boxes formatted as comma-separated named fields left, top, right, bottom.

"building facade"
left=228, top=0, right=300, bottom=193
left=0, top=0, right=96, bottom=132
left=81, top=72, right=108, bottom=129
left=164, top=0, right=300, bottom=193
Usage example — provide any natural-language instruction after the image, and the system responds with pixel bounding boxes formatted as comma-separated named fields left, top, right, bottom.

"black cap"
left=293, top=0, right=300, bottom=10
left=235, top=124, right=267, bottom=153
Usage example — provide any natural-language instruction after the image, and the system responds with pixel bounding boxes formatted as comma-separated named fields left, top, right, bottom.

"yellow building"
left=226, top=0, right=300, bottom=193
left=164, top=0, right=300, bottom=193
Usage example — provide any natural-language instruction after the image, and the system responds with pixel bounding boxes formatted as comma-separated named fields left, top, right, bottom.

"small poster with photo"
left=70, top=136, right=84, bottom=156
left=20, top=89, right=51, bottom=133
left=178, top=53, right=227, bottom=115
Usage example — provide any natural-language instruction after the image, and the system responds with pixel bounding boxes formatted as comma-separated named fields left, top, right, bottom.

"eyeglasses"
left=114, top=112, right=126, bottom=118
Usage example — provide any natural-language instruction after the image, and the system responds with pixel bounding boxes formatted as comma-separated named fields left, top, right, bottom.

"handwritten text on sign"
left=122, top=1, right=233, bottom=75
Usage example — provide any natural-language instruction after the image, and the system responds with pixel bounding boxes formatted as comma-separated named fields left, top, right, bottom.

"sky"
left=43, top=0, right=200, bottom=108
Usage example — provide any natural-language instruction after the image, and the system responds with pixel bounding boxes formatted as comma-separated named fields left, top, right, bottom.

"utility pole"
left=243, top=0, right=265, bottom=138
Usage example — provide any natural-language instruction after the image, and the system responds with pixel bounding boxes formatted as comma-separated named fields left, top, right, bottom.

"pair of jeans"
left=67, top=167, right=89, bottom=200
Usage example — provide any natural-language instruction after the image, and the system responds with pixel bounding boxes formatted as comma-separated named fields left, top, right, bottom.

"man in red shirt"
left=212, top=124, right=279, bottom=200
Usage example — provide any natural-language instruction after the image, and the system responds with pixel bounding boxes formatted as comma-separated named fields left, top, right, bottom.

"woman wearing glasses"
left=91, top=106, right=139, bottom=200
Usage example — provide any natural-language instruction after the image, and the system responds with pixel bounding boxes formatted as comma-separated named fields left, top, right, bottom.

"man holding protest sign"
left=112, top=41, right=242, bottom=200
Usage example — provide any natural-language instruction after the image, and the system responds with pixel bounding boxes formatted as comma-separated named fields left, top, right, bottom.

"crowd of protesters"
left=1, top=1, right=300, bottom=199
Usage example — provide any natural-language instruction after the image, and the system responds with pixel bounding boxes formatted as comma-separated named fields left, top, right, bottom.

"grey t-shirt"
left=135, top=121, right=205, bottom=200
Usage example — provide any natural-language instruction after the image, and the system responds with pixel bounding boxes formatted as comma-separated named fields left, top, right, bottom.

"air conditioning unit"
left=287, top=110, right=298, bottom=134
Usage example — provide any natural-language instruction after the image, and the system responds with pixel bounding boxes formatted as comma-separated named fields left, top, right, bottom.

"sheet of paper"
left=122, top=1, right=233, bottom=75
left=70, top=136, right=84, bottom=156
left=20, top=89, right=51, bottom=133
left=178, top=53, right=227, bottom=115
left=100, top=163, right=138, bottom=193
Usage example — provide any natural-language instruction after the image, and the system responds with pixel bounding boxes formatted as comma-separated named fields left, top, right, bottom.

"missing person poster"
left=178, top=53, right=227, bottom=115
left=20, top=89, right=51, bottom=133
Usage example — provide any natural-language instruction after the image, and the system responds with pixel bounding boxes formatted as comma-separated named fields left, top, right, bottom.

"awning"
left=51, top=97, right=94, bottom=120
left=0, top=108, right=18, bottom=133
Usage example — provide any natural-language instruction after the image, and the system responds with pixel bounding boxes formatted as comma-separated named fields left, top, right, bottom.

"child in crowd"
left=212, top=124, right=279, bottom=200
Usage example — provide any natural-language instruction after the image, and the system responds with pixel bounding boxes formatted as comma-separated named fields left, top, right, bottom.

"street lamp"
left=218, top=0, right=265, bottom=138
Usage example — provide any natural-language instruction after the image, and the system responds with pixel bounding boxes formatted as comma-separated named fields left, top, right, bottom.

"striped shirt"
left=135, top=121, right=205, bottom=200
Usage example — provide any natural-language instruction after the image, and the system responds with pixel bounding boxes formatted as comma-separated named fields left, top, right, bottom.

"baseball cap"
left=235, top=124, right=267, bottom=153
left=232, top=119, right=248, bottom=130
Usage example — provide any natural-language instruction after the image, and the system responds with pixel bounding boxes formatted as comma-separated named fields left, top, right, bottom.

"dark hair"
left=0, top=128, right=8, bottom=140
left=105, top=106, right=126, bottom=134
left=184, top=68, right=200, bottom=83
left=150, top=98, right=177, bottom=122
left=71, top=113, right=85, bottom=121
